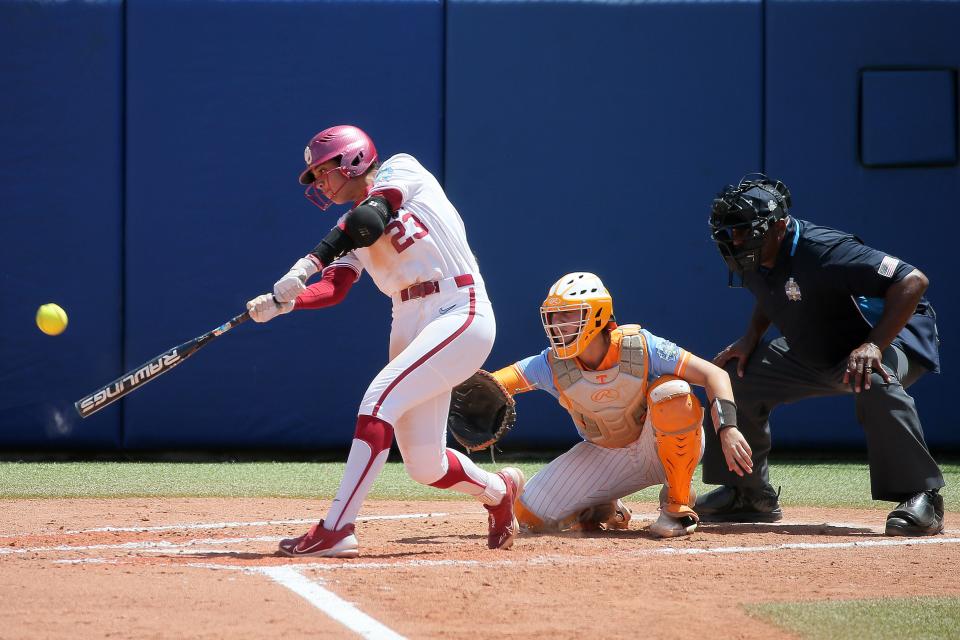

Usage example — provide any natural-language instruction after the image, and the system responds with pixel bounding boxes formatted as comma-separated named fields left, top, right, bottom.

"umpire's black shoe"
left=885, top=489, right=944, bottom=537
left=695, top=484, right=783, bottom=523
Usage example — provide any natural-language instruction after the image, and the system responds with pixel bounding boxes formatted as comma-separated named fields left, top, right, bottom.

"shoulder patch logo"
left=878, top=255, right=899, bottom=278
left=785, top=277, right=802, bottom=301
left=375, top=166, right=394, bottom=184
left=656, top=340, right=680, bottom=362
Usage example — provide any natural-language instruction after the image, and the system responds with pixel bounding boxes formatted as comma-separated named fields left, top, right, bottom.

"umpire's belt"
left=399, top=274, right=474, bottom=302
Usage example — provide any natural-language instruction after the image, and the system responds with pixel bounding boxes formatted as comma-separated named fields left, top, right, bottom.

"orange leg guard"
left=648, top=376, right=704, bottom=521
left=515, top=498, right=551, bottom=532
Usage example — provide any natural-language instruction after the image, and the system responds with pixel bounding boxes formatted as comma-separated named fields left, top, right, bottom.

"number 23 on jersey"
left=385, top=211, right=429, bottom=253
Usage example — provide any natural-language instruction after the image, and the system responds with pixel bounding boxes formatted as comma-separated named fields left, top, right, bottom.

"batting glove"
left=273, top=257, right=319, bottom=303
left=247, top=294, right=294, bottom=323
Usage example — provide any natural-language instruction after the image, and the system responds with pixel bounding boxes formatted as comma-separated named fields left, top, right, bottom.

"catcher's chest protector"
left=549, top=325, right=650, bottom=449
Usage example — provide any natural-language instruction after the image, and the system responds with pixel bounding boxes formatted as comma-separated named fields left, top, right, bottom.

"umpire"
left=698, top=174, right=945, bottom=536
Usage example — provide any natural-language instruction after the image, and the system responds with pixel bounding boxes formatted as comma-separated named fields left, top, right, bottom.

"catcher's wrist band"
left=713, top=398, right=738, bottom=433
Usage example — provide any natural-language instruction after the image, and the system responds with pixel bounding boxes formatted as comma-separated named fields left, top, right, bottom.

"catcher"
left=450, top=272, right=752, bottom=537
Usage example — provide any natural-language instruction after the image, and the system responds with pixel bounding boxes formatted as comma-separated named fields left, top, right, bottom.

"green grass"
left=0, top=457, right=956, bottom=505
left=747, top=597, right=960, bottom=640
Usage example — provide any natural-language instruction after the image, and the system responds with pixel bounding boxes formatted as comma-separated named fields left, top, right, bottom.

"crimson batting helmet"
left=299, top=125, right=378, bottom=210
left=709, top=173, right=792, bottom=276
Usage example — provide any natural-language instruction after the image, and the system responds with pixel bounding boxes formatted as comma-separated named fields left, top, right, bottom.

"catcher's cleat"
left=277, top=520, right=359, bottom=558
left=485, top=467, right=525, bottom=550
left=573, top=499, right=633, bottom=532
left=695, top=484, right=783, bottom=523
left=649, top=512, right=698, bottom=538
left=885, top=489, right=944, bottom=537
left=608, top=500, right=632, bottom=530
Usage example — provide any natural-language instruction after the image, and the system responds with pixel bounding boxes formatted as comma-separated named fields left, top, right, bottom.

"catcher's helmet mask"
left=540, top=273, right=613, bottom=360
left=710, top=173, right=792, bottom=277
left=543, top=306, right=589, bottom=347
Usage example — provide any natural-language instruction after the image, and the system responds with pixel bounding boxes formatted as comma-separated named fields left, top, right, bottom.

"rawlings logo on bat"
left=78, top=351, right=182, bottom=412
left=76, top=309, right=249, bottom=419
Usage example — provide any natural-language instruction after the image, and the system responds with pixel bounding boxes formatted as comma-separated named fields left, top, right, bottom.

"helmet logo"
left=768, top=200, right=778, bottom=211
left=546, top=296, right=563, bottom=306
left=304, top=146, right=312, bottom=164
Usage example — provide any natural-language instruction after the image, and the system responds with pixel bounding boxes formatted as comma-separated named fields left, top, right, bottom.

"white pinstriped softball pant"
left=520, top=419, right=705, bottom=526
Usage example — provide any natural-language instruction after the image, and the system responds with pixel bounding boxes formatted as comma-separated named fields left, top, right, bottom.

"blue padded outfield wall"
left=0, top=1, right=124, bottom=448
left=0, top=0, right=958, bottom=452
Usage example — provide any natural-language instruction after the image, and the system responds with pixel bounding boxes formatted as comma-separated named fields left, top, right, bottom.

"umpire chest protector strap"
left=549, top=325, right=650, bottom=448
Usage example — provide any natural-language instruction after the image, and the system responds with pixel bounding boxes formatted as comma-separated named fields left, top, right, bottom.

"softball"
left=36, top=303, right=68, bottom=336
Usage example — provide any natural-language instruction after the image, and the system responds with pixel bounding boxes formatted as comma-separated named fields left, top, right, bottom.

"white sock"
left=324, top=439, right=390, bottom=530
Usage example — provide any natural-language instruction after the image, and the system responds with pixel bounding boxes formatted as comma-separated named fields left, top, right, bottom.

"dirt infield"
left=1, top=498, right=957, bottom=639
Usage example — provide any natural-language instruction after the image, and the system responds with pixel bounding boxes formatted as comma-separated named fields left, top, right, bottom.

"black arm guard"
left=310, top=227, right=355, bottom=267
left=309, top=196, right=394, bottom=265
left=344, top=196, right=392, bottom=247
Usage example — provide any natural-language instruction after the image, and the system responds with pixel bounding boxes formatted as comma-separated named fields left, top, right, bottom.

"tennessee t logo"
left=595, top=374, right=608, bottom=383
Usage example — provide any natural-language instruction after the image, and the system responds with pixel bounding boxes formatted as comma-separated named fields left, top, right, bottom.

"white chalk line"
left=177, top=536, right=960, bottom=574
left=0, top=512, right=450, bottom=539
left=34, top=534, right=960, bottom=570
left=652, top=536, right=960, bottom=555
left=0, top=535, right=283, bottom=556
left=4, top=510, right=954, bottom=541
left=258, top=566, right=407, bottom=640
left=7, top=518, right=960, bottom=559
left=189, top=559, right=487, bottom=572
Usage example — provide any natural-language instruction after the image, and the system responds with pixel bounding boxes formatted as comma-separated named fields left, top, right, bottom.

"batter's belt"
left=397, top=274, right=474, bottom=302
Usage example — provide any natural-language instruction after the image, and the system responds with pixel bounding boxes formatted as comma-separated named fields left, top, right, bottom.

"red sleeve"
left=293, top=265, right=357, bottom=310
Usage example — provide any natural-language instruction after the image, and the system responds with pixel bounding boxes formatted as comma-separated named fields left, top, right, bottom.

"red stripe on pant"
left=372, top=287, right=477, bottom=418
left=331, top=415, right=394, bottom=530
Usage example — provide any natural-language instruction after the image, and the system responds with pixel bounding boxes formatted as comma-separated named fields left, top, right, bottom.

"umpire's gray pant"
left=701, top=337, right=945, bottom=502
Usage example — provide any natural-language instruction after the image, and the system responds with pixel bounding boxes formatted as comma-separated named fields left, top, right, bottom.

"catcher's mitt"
left=447, top=369, right=516, bottom=452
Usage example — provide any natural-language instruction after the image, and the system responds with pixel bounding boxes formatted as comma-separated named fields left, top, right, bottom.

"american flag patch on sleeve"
left=878, top=255, right=899, bottom=278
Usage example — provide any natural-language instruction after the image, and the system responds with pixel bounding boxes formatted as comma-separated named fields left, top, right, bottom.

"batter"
left=246, top=125, right=524, bottom=557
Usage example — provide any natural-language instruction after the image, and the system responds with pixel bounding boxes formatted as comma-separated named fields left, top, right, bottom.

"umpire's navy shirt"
left=742, top=217, right=940, bottom=373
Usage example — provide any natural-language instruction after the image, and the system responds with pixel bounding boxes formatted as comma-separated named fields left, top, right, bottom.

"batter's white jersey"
left=331, top=154, right=484, bottom=297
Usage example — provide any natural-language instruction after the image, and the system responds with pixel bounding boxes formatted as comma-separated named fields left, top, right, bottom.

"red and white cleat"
left=277, top=520, right=359, bottom=558
left=485, top=467, right=526, bottom=550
